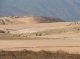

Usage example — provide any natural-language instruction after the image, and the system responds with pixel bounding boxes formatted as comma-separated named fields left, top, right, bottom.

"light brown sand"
left=0, top=39, right=80, bottom=53
left=0, top=22, right=80, bottom=53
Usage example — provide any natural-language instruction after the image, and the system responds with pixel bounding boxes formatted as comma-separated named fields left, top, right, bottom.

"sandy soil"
left=0, top=40, right=80, bottom=53
left=0, top=22, right=80, bottom=53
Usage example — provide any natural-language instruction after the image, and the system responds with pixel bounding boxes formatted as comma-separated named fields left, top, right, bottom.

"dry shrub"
left=0, top=50, right=80, bottom=59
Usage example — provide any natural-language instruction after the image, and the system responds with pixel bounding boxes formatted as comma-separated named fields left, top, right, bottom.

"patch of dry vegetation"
left=0, top=34, right=56, bottom=40
left=34, top=26, right=80, bottom=36
left=0, top=50, right=80, bottom=59
left=1, top=25, right=80, bottom=40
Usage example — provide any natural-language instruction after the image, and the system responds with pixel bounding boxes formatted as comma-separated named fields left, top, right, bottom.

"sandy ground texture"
left=0, top=21, right=80, bottom=53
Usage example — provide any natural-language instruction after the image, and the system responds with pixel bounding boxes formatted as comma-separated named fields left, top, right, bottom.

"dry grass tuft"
left=0, top=50, right=80, bottom=59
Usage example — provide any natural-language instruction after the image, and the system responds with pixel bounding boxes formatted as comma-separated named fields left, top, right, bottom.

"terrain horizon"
left=0, top=0, right=80, bottom=21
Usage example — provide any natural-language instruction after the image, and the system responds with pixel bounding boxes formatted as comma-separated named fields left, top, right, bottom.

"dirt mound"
left=0, top=17, right=19, bottom=25
left=0, top=16, right=64, bottom=24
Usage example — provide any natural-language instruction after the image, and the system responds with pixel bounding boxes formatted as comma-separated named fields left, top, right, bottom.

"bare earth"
left=0, top=21, right=80, bottom=53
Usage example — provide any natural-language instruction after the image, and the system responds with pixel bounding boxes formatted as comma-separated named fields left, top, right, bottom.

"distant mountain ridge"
left=0, top=16, right=64, bottom=25
left=0, top=0, right=80, bottom=21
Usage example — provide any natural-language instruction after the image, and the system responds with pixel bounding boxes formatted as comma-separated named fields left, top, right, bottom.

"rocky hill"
left=0, top=16, right=64, bottom=25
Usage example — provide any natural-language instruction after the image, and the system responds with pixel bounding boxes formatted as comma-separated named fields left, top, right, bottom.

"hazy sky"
left=0, top=0, right=80, bottom=21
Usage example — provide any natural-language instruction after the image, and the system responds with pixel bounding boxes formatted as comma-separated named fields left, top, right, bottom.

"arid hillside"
left=0, top=17, right=80, bottom=53
left=0, top=16, right=64, bottom=25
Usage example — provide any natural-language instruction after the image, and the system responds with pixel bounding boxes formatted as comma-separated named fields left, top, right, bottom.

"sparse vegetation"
left=0, top=34, right=57, bottom=40
left=0, top=50, right=80, bottom=59
left=0, top=25, right=80, bottom=40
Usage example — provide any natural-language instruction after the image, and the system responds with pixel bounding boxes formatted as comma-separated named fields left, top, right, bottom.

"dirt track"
left=0, top=39, right=80, bottom=53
